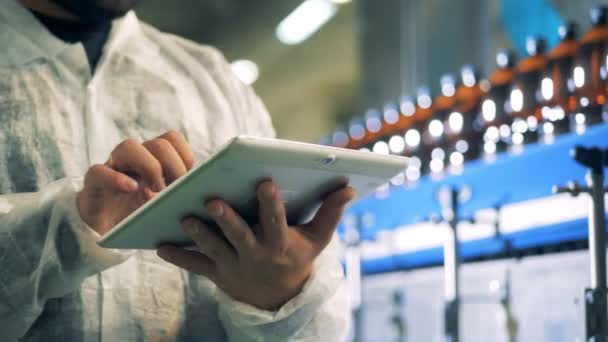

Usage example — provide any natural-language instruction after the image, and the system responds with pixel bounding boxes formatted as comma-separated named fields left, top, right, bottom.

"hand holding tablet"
left=78, top=132, right=407, bottom=310
left=95, top=135, right=408, bottom=249
left=157, top=179, right=356, bottom=310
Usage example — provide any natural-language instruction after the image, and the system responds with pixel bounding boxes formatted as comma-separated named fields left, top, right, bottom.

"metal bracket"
left=437, top=187, right=461, bottom=342
left=585, top=287, right=608, bottom=342
left=553, top=181, right=607, bottom=197
left=444, top=299, right=459, bottom=342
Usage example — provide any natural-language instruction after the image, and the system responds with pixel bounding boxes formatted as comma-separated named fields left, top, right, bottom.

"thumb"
left=304, top=187, right=356, bottom=251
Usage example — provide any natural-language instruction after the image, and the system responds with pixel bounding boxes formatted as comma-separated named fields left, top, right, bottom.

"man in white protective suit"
left=0, top=0, right=355, bottom=340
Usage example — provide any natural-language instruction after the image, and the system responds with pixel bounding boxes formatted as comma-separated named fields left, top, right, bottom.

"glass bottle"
left=409, top=88, right=434, bottom=177
left=539, top=21, right=579, bottom=142
left=572, top=6, right=608, bottom=132
left=364, top=108, right=385, bottom=153
left=479, top=50, right=518, bottom=158
left=423, top=74, right=457, bottom=175
left=509, top=37, right=548, bottom=149
left=379, top=103, right=408, bottom=155
left=444, top=65, right=486, bottom=171
left=346, top=118, right=366, bottom=150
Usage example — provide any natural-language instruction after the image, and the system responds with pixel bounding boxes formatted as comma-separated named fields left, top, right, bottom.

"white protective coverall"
left=0, top=1, right=349, bottom=341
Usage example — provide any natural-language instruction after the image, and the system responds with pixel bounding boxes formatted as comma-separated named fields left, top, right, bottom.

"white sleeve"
left=0, top=177, right=130, bottom=340
left=217, top=235, right=350, bottom=342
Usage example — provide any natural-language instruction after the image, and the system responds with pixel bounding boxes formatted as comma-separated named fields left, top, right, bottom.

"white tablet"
left=97, top=136, right=408, bottom=249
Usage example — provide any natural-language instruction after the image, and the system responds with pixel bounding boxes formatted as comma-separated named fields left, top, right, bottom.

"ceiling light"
left=276, top=0, right=337, bottom=45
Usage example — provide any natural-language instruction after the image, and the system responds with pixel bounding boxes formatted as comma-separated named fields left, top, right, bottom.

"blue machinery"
left=339, top=124, right=608, bottom=342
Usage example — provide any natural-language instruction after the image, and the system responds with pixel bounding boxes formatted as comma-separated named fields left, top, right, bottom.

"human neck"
left=19, top=0, right=80, bottom=21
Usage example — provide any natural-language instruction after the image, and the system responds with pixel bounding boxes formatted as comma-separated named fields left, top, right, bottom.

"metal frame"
left=439, top=188, right=460, bottom=342
left=554, top=146, right=608, bottom=342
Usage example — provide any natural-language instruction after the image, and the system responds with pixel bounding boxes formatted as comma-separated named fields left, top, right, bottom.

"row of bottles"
left=326, top=6, right=608, bottom=184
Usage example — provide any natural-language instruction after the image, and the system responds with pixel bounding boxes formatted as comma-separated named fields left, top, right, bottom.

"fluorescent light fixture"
left=230, top=60, right=259, bottom=85
left=276, top=0, right=337, bottom=45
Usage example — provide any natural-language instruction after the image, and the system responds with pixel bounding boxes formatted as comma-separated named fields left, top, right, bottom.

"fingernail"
left=207, top=202, right=224, bottom=217
left=153, top=179, right=166, bottom=192
left=266, top=183, right=275, bottom=199
left=275, top=188, right=282, bottom=202
left=183, top=219, right=199, bottom=234
left=126, top=179, right=139, bottom=191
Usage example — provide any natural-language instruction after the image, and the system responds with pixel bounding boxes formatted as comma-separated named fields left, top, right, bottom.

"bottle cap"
left=591, top=6, right=608, bottom=26
left=558, top=21, right=578, bottom=40
left=460, top=65, right=480, bottom=87
left=496, top=49, right=516, bottom=68
left=440, top=73, right=457, bottom=96
left=526, top=37, right=547, bottom=56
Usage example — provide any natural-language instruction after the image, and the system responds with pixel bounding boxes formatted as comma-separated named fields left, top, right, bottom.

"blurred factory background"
left=136, top=0, right=359, bottom=142
left=135, top=1, right=608, bottom=341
